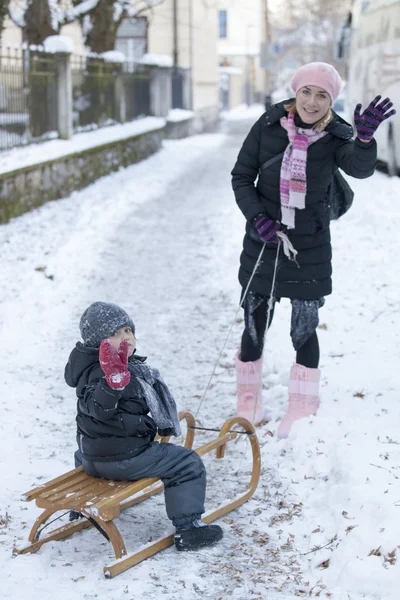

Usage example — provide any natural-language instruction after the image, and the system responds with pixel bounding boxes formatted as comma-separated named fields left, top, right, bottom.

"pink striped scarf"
left=279, top=113, right=327, bottom=229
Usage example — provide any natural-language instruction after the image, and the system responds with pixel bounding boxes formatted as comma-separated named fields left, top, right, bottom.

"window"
left=219, top=10, right=227, bottom=39
left=116, top=17, right=148, bottom=63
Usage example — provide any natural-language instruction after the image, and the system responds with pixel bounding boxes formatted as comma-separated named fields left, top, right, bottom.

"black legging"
left=241, top=300, right=320, bottom=368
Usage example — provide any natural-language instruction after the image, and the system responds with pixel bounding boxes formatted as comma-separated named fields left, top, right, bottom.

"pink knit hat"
left=291, top=62, right=342, bottom=103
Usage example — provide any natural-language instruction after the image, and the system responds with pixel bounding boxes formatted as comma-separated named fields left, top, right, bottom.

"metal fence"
left=71, top=54, right=119, bottom=131
left=0, top=46, right=58, bottom=151
left=0, top=46, right=191, bottom=152
left=122, top=63, right=151, bottom=121
left=72, top=56, right=152, bottom=132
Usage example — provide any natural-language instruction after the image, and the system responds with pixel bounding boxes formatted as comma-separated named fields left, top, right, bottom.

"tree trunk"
left=0, top=0, right=8, bottom=34
left=85, top=0, right=125, bottom=53
left=25, top=0, right=56, bottom=45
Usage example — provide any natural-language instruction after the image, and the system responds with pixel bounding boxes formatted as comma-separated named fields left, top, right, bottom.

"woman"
left=231, top=62, right=395, bottom=437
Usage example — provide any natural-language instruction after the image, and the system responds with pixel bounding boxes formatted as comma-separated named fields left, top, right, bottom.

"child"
left=64, top=301, right=223, bottom=551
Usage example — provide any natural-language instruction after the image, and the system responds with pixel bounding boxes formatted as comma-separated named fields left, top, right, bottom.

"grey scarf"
left=128, top=358, right=181, bottom=437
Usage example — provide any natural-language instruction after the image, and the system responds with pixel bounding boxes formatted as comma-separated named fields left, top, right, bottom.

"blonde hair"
left=283, top=100, right=333, bottom=133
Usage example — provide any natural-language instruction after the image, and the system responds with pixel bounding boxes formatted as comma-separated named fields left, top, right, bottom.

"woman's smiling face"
left=296, top=85, right=331, bottom=124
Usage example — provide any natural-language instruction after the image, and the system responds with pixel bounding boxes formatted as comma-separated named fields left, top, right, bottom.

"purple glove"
left=354, top=96, right=396, bottom=142
left=253, top=214, right=282, bottom=243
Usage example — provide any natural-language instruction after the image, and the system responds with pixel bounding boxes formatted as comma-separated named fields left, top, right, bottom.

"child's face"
left=107, top=326, right=136, bottom=357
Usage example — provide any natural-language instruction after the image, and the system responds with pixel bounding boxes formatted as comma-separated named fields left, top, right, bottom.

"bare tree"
left=7, top=0, right=166, bottom=49
left=271, top=0, right=352, bottom=71
left=72, top=0, right=167, bottom=52
left=0, top=0, right=8, bottom=33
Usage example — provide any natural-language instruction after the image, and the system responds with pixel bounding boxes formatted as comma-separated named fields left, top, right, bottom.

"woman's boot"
left=277, top=363, right=320, bottom=438
left=234, top=352, right=264, bottom=425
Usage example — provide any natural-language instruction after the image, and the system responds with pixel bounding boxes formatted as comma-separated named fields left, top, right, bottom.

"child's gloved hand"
left=158, top=427, right=174, bottom=438
left=137, top=415, right=157, bottom=438
left=99, top=339, right=131, bottom=390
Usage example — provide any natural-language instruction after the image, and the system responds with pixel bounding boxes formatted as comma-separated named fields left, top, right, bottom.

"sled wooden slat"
left=39, top=470, right=90, bottom=500
left=14, top=414, right=261, bottom=578
left=22, top=467, right=86, bottom=502
left=42, top=477, right=113, bottom=506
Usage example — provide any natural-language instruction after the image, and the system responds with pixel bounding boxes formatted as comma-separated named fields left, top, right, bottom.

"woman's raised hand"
left=354, top=96, right=396, bottom=142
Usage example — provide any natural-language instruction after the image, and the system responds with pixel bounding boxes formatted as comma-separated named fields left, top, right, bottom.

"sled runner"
left=14, top=411, right=260, bottom=578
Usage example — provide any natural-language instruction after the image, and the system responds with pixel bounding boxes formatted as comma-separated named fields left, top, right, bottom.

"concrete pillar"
left=183, top=69, right=191, bottom=110
left=114, top=68, right=126, bottom=123
left=150, top=67, right=172, bottom=117
left=55, top=52, right=73, bottom=140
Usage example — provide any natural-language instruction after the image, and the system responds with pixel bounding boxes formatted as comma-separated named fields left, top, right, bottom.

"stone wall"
left=164, top=117, right=196, bottom=140
left=0, top=126, right=164, bottom=224
left=0, top=114, right=219, bottom=224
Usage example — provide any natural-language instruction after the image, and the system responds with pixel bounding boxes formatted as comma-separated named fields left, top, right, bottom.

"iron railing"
left=122, top=63, right=151, bottom=121
left=71, top=54, right=120, bottom=131
left=0, top=45, right=190, bottom=152
left=0, top=45, right=58, bottom=151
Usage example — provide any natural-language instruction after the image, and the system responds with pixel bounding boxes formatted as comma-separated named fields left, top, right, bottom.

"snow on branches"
left=7, top=1, right=167, bottom=48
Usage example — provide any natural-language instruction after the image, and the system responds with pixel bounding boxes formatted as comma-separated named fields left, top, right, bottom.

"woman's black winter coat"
left=65, top=343, right=156, bottom=462
left=231, top=100, right=377, bottom=300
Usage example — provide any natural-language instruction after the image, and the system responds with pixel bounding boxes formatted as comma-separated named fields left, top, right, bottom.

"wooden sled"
left=14, top=411, right=261, bottom=578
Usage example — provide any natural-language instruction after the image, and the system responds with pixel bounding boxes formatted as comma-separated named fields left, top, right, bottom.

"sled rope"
left=194, top=240, right=268, bottom=420
left=194, top=231, right=298, bottom=425
left=189, top=426, right=252, bottom=435
left=35, top=511, right=71, bottom=538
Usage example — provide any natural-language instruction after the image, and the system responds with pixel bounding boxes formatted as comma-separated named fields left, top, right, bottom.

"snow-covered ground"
left=1, top=108, right=399, bottom=599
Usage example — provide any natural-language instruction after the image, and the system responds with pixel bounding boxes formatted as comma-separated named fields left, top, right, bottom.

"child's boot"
left=174, top=520, right=223, bottom=551
left=235, top=351, right=264, bottom=425
left=277, top=363, right=320, bottom=438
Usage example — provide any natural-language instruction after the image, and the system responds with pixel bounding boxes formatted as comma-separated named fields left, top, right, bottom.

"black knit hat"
left=79, top=302, right=135, bottom=348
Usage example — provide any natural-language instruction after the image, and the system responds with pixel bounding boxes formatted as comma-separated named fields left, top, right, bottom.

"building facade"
left=0, top=1, right=219, bottom=130
left=217, top=0, right=266, bottom=109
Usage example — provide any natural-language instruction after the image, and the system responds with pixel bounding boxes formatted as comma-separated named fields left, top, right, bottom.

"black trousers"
left=74, top=444, right=206, bottom=527
left=241, top=298, right=320, bottom=368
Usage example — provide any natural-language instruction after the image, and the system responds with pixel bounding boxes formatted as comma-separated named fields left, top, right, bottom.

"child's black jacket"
left=65, top=343, right=156, bottom=462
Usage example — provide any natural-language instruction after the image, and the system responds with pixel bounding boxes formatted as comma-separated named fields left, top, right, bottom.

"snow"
left=0, top=117, right=165, bottom=175
left=166, top=109, right=194, bottom=122
left=219, top=66, right=243, bottom=75
left=43, top=35, right=74, bottom=54
left=220, top=103, right=265, bottom=121
left=1, top=105, right=400, bottom=599
left=101, top=50, right=125, bottom=64
left=69, top=0, right=99, bottom=18
left=219, top=46, right=260, bottom=57
left=139, top=53, right=173, bottom=67
left=7, top=4, right=25, bottom=28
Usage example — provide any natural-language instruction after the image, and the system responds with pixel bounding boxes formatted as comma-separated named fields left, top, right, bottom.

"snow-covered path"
left=1, top=108, right=400, bottom=599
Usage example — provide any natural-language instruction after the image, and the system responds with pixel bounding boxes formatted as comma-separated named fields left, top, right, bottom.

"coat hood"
left=64, top=342, right=100, bottom=389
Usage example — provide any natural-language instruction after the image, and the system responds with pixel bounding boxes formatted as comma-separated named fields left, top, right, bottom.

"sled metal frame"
left=14, top=412, right=261, bottom=578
